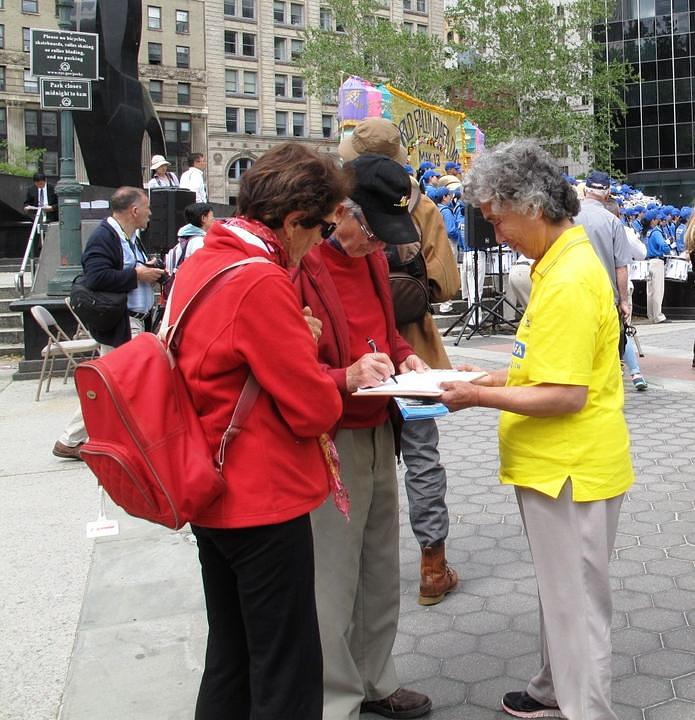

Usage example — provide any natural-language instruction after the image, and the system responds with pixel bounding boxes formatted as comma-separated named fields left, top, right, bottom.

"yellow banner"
left=387, top=85, right=466, bottom=171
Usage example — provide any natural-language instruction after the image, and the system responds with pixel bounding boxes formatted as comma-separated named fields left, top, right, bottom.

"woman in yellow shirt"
left=441, top=140, right=633, bottom=720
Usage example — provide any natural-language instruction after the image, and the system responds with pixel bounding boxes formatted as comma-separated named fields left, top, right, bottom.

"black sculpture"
left=71, top=0, right=166, bottom=188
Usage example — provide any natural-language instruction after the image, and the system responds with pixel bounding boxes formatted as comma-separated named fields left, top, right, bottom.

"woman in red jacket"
left=168, top=143, right=349, bottom=720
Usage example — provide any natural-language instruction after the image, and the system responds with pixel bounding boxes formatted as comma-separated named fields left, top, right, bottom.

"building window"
left=274, top=37, right=287, bottom=61
left=228, top=157, right=254, bottom=179
left=290, top=3, right=304, bottom=26
left=291, top=76, right=304, bottom=99
left=23, top=69, right=38, bottom=93
left=163, top=118, right=191, bottom=144
left=176, top=45, right=190, bottom=68
left=147, top=5, right=161, bottom=30
left=177, top=82, right=190, bottom=105
left=225, top=0, right=255, bottom=18
left=0, top=25, right=4, bottom=49
left=242, top=33, right=256, bottom=57
left=23, top=27, right=30, bottom=52
left=322, top=114, right=333, bottom=139
left=25, top=110, right=59, bottom=174
left=224, top=31, right=236, bottom=56
left=244, top=108, right=257, bottom=134
left=276, top=111, right=288, bottom=136
left=42, top=151, right=58, bottom=175
left=0, top=66, right=5, bottom=91
left=273, top=1, right=285, bottom=23
left=291, top=39, right=304, bottom=59
left=226, top=107, right=238, bottom=133
left=275, top=74, right=287, bottom=97
left=149, top=79, right=163, bottom=102
left=175, top=10, right=189, bottom=33
left=293, top=112, right=305, bottom=137
left=403, top=0, right=412, bottom=8
left=22, top=0, right=38, bottom=12
left=225, top=69, right=238, bottom=96
left=243, top=71, right=257, bottom=96
left=319, top=7, right=332, bottom=30
left=148, top=42, right=162, bottom=64
left=417, top=0, right=426, bottom=11
left=417, top=24, right=427, bottom=33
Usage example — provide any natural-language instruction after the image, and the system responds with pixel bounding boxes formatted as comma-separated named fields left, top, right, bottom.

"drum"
left=628, top=260, right=649, bottom=281
left=664, top=256, right=690, bottom=282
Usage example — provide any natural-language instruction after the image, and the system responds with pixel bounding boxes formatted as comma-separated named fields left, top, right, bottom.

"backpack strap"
left=162, top=256, right=272, bottom=469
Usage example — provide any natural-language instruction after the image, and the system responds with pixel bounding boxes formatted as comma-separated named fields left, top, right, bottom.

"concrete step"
left=0, top=285, right=19, bottom=300
left=0, top=312, right=23, bottom=329
left=0, top=327, right=24, bottom=345
left=0, top=343, right=23, bottom=358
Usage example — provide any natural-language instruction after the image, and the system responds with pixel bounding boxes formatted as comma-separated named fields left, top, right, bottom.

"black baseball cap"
left=344, top=154, right=418, bottom=245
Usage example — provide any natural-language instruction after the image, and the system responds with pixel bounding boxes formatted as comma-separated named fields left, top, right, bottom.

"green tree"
left=0, top=142, right=46, bottom=177
left=297, top=0, right=448, bottom=105
left=446, top=0, right=632, bottom=172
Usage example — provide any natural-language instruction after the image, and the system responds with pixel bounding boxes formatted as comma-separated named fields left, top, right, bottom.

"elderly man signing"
left=440, top=140, right=634, bottom=720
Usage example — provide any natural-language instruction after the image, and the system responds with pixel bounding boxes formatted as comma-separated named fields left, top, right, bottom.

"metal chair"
left=63, top=296, right=94, bottom=340
left=30, top=305, right=99, bottom=401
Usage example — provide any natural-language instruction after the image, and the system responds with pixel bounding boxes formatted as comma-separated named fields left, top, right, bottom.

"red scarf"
left=222, top=217, right=290, bottom=269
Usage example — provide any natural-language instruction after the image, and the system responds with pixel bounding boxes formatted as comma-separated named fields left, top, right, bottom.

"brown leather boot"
left=418, top=542, right=458, bottom=606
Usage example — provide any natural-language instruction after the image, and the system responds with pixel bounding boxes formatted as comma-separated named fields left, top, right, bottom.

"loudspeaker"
left=465, top=205, right=497, bottom=250
left=143, top=188, right=196, bottom=253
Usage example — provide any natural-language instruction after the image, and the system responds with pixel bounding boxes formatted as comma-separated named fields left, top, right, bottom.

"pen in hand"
left=366, top=337, right=398, bottom=384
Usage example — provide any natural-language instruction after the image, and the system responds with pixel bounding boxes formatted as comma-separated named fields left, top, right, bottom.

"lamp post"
left=47, top=0, right=83, bottom=295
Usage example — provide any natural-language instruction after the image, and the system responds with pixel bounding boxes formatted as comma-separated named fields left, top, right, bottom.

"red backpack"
left=74, top=258, right=269, bottom=529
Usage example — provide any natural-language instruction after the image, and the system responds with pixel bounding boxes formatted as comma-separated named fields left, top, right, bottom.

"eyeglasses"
left=318, top=219, right=337, bottom=239
left=351, top=213, right=378, bottom=243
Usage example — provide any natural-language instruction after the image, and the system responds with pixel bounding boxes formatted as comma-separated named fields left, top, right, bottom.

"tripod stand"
left=443, top=250, right=489, bottom=344
left=479, top=247, right=519, bottom=333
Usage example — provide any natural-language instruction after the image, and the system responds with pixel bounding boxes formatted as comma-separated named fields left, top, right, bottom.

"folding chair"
left=30, top=305, right=99, bottom=401
left=64, top=296, right=94, bottom=340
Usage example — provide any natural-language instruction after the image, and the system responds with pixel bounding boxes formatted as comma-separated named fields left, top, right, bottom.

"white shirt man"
left=179, top=153, right=207, bottom=202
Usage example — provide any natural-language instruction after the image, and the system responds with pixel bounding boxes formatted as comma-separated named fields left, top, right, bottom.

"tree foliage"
left=446, top=0, right=632, bottom=171
left=0, top=142, right=46, bottom=177
left=296, top=0, right=448, bottom=104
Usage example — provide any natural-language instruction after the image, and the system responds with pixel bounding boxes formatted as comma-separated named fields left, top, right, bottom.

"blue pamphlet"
left=395, top=397, right=449, bottom=421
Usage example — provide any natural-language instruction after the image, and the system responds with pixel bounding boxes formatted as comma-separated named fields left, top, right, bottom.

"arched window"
left=228, top=157, right=254, bottom=179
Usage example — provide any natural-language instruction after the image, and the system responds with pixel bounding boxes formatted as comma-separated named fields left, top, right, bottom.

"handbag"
left=70, top=274, right=127, bottom=334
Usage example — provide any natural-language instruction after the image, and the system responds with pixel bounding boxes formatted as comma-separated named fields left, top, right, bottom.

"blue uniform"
left=675, top=223, right=687, bottom=253
left=631, top=219, right=642, bottom=235
left=646, top=227, right=672, bottom=259
left=437, top=203, right=459, bottom=245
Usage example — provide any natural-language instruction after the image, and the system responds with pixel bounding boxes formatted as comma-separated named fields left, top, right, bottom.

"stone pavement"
left=2, top=321, right=695, bottom=720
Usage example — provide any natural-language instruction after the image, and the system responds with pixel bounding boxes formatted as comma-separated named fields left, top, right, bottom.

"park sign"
left=30, top=29, right=99, bottom=80
left=40, top=79, right=91, bottom=111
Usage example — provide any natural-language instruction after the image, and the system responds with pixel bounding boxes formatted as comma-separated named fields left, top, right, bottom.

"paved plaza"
left=2, top=320, right=695, bottom=720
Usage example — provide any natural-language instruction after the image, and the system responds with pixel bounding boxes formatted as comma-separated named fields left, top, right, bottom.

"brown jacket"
left=398, top=193, right=460, bottom=368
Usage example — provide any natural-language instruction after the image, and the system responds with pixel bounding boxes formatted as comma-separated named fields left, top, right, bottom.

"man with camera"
left=53, top=187, right=165, bottom=460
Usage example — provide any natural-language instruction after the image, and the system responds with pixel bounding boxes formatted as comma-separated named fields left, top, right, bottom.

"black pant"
left=192, top=514, right=322, bottom=720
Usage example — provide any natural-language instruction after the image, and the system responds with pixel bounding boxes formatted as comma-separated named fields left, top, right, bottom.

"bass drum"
left=664, top=256, right=690, bottom=282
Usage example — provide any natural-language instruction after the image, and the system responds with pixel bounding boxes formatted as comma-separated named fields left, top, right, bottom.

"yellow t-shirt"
left=499, top=225, right=634, bottom=501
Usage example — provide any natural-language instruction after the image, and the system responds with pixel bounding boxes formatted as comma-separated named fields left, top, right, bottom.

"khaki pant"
left=312, top=423, right=400, bottom=720
left=504, top=262, right=532, bottom=320
left=59, top=316, right=144, bottom=446
left=517, top=482, right=624, bottom=720
left=646, top=258, right=666, bottom=323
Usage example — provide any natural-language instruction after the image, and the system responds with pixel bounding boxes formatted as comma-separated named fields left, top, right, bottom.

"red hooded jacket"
left=169, top=221, right=343, bottom=528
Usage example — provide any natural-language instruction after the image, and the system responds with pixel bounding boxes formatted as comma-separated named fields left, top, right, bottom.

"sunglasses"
left=318, top=219, right=337, bottom=239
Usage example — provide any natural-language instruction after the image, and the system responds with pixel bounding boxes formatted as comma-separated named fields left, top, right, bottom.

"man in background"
left=24, top=172, right=58, bottom=222
left=179, top=152, right=208, bottom=202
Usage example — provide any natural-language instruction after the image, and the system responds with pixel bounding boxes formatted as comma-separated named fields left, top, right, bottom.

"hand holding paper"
left=353, top=369, right=487, bottom=397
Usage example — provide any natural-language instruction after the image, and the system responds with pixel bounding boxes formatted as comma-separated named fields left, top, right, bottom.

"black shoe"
left=501, top=691, right=565, bottom=718
left=361, top=688, right=432, bottom=719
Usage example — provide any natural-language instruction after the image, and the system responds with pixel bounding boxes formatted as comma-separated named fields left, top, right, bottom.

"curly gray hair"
left=461, top=139, right=580, bottom=222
